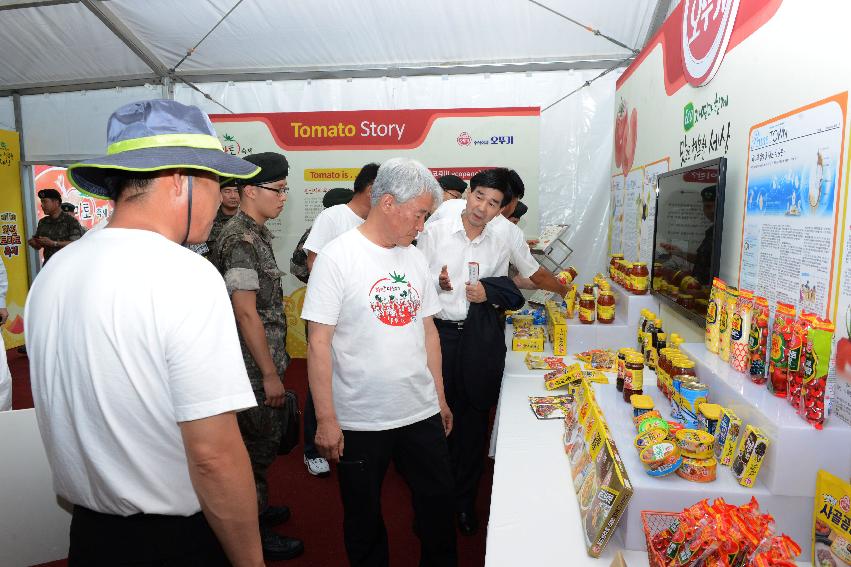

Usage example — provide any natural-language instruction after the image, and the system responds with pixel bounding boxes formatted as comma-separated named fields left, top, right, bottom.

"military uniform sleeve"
left=66, top=217, right=84, bottom=242
left=219, top=238, right=261, bottom=296
left=33, top=218, right=47, bottom=238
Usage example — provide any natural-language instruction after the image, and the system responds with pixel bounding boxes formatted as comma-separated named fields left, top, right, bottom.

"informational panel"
left=609, top=174, right=625, bottom=255
left=211, top=108, right=540, bottom=357
left=738, top=94, right=848, bottom=318
left=0, top=130, right=29, bottom=348
left=622, top=167, right=644, bottom=262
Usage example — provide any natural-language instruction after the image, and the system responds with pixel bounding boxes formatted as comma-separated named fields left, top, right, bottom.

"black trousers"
left=68, top=505, right=230, bottom=567
left=338, top=413, right=457, bottom=567
left=435, top=321, right=491, bottom=514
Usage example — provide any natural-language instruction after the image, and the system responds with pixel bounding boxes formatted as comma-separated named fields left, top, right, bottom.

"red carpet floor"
left=11, top=353, right=491, bottom=567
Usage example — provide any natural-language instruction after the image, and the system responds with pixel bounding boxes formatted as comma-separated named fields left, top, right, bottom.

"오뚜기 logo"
left=681, top=0, right=741, bottom=87
left=457, top=132, right=472, bottom=147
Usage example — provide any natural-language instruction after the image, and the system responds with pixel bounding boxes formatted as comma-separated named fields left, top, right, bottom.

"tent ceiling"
left=0, top=0, right=666, bottom=96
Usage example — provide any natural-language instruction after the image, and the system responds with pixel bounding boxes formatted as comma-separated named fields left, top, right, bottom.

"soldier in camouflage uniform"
left=27, top=189, right=85, bottom=264
left=212, top=152, right=303, bottom=560
left=289, top=187, right=353, bottom=284
left=203, top=180, right=240, bottom=259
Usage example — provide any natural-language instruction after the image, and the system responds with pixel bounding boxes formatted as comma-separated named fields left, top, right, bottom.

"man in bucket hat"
left=25, top=99, right=267, bottom=567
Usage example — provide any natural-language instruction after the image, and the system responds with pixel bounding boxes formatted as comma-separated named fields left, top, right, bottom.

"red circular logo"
left=681, top=0, right=741, bottom=86
left=457, top=132, right=472, bottom=146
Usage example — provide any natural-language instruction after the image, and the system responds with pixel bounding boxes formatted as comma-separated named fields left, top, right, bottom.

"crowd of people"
left=22, top=99, right=568, bottom=567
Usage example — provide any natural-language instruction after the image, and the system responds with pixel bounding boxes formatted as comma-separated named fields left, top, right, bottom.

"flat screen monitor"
left=652, top=157, right=727, bottom=327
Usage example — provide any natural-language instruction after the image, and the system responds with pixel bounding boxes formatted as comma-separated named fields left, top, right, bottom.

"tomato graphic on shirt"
left=369, top=271, right=422, bottom=326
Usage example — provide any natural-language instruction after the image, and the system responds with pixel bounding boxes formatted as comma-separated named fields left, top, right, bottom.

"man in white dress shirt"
left=417, top=167, right=515, bottom=536
left=426, top=169, right=568, bottom=298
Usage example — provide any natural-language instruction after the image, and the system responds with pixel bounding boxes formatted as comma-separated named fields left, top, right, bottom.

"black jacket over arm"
left=460, top=276, right=525, bottom=410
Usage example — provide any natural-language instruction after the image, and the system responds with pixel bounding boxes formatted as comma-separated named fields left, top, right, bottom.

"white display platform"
left=486, top=369, right=651, bottom=567
left=680, top=343, right=851, bottom=498
left=593, top=378, right=814, bottom=557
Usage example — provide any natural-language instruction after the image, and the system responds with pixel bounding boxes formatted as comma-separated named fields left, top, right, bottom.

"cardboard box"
left=545, top=300, right=568, bottom=355
left=562, top=379, right=633, bottom=557
left=512, top=325, right=545, bottom=351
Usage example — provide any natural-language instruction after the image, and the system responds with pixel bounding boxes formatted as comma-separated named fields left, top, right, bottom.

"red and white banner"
left=211, top=107, right=540, bottom=357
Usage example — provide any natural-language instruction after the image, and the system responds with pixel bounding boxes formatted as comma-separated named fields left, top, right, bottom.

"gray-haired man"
left=302, top=157, right=457, bottom=566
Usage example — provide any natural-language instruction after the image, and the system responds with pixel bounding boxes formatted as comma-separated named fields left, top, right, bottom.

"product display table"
left=485, top=326, right=817, bottom=566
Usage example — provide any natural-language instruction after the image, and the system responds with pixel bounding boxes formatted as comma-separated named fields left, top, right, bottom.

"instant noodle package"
left=813, top=470, right=851, bottom=567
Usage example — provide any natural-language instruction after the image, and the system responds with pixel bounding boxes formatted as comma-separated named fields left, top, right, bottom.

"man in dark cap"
left=659, top=184, right=716, bottom=285
left=25, top=99, right=265, bottom=566
left=507, top=200, right=528, bottom=224
left=203, top=179, right=241, bottom=259
left=438, top=174, right=467, bottom=201
left=213, top=152, right=304, bottom=560
left=27, top=188, right=85, bottom=264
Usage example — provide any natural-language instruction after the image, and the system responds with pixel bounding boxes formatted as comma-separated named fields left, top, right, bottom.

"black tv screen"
left=651, top=157, right=727, bottom=327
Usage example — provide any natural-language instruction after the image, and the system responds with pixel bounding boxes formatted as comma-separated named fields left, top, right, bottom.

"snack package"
left=749, top=296, right=770, bottom=384
left=529, top=395, right=573, bottom=419
left=713, top=407, right=742, bottom=466
left=705, top=278, right=727, bottom=354
left=813, top=470, right=851, bottom=567
left=798, top=318, right=835, bottom=429
left=732, top=425, right=770, bottom=488
left=730, top=290, right=754, bottom=373
left=768, top=303, right=797, bottom=397
left=719, top=287, right=739, bottom=362
left=651, top=498, right=800, bottom=567
left=787, top=313, right=816, bottom=410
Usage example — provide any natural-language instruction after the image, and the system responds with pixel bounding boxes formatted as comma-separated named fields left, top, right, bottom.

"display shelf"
left=592, top=378, right=814, bottom=557
left=608, top=283, right=661, bottom=327
left=680, top=343, right=851, bottom=498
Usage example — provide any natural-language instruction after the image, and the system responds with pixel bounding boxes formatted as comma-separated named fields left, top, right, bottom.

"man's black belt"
left=434, top=318, right=464, bottom=330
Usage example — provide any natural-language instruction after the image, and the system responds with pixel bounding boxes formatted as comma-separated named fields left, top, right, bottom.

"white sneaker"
left=304, top=456, right=330, bottom=477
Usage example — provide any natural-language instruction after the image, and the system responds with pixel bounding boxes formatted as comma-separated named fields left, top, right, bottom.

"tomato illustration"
left=623, top=107, right=638, bottom=175
left=369, top=271, right=422, bottom=327
left=614, top=101, right=627, bottom=169
left=5, top=314, right=23, bottom=335
left=836, top=306, right=851, bottom=376
left=221, top=134, right=241, bottom=156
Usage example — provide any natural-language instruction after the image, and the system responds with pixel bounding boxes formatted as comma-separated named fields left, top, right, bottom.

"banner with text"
left=211, top=107, right=541, bottom=357
left=0, top=130, right=30, bottom=348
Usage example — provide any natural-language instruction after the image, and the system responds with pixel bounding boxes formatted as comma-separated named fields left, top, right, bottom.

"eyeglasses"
left=254, top=183, right=289, bottom=196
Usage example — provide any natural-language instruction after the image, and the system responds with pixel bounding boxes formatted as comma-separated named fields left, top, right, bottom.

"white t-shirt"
left=24, top=228, right=256, bottom=516
left=303, top=204, right=364, bottom=255
left=427, top=198, right=539, bottom=278
left=301, top=228, right=441, bottom=431
left=417, top=214, right=510, bottom=321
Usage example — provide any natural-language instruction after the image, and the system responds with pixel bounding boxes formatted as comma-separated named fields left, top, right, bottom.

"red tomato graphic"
left=369, top=271, right=422, bottom=326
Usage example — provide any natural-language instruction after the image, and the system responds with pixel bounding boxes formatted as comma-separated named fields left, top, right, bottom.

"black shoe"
left=259, top=505, right=291, bottom=526
left=261, top=527, right=304, bottom=560
left=457, top=511, right=479, bottom=536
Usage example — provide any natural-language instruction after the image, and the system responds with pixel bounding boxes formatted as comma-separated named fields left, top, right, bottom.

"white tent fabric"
left=0, top=0, right=657, bottom=90
left=0, top=97, right=13, bottom=131
left=175, top=69, right=619, bottom=279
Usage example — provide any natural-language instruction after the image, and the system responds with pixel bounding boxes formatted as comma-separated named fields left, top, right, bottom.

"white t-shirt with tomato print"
left=301, top=227, right=441, bottom=431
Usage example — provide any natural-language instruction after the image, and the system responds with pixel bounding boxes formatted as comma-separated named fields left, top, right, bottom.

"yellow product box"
left=512, top=325, right=545, bottom=351
left=545, top=301, right=568, bottom=355
left=713, top=407, right=742, bottom=466
left=731, top=424, right=770, bottom=487
left=511, top=314, right=534, bottom=329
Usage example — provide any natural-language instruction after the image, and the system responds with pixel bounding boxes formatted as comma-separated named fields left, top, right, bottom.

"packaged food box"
left=731, top=424, right=770, bottom=487
left=813, top=470, right=851, bottom=567
left=512, top=325, right=545, bottom=351
left=544, top=363, right=583, bottom=391
left=562, top=378, right=632, bottom=558
left=712, top=407, right=741, bottom=466
left=545, top=300, right=568, bottom=355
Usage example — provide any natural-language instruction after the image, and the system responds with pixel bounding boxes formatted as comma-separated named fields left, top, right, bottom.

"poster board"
left=738, top=93, right=848, bottom=318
